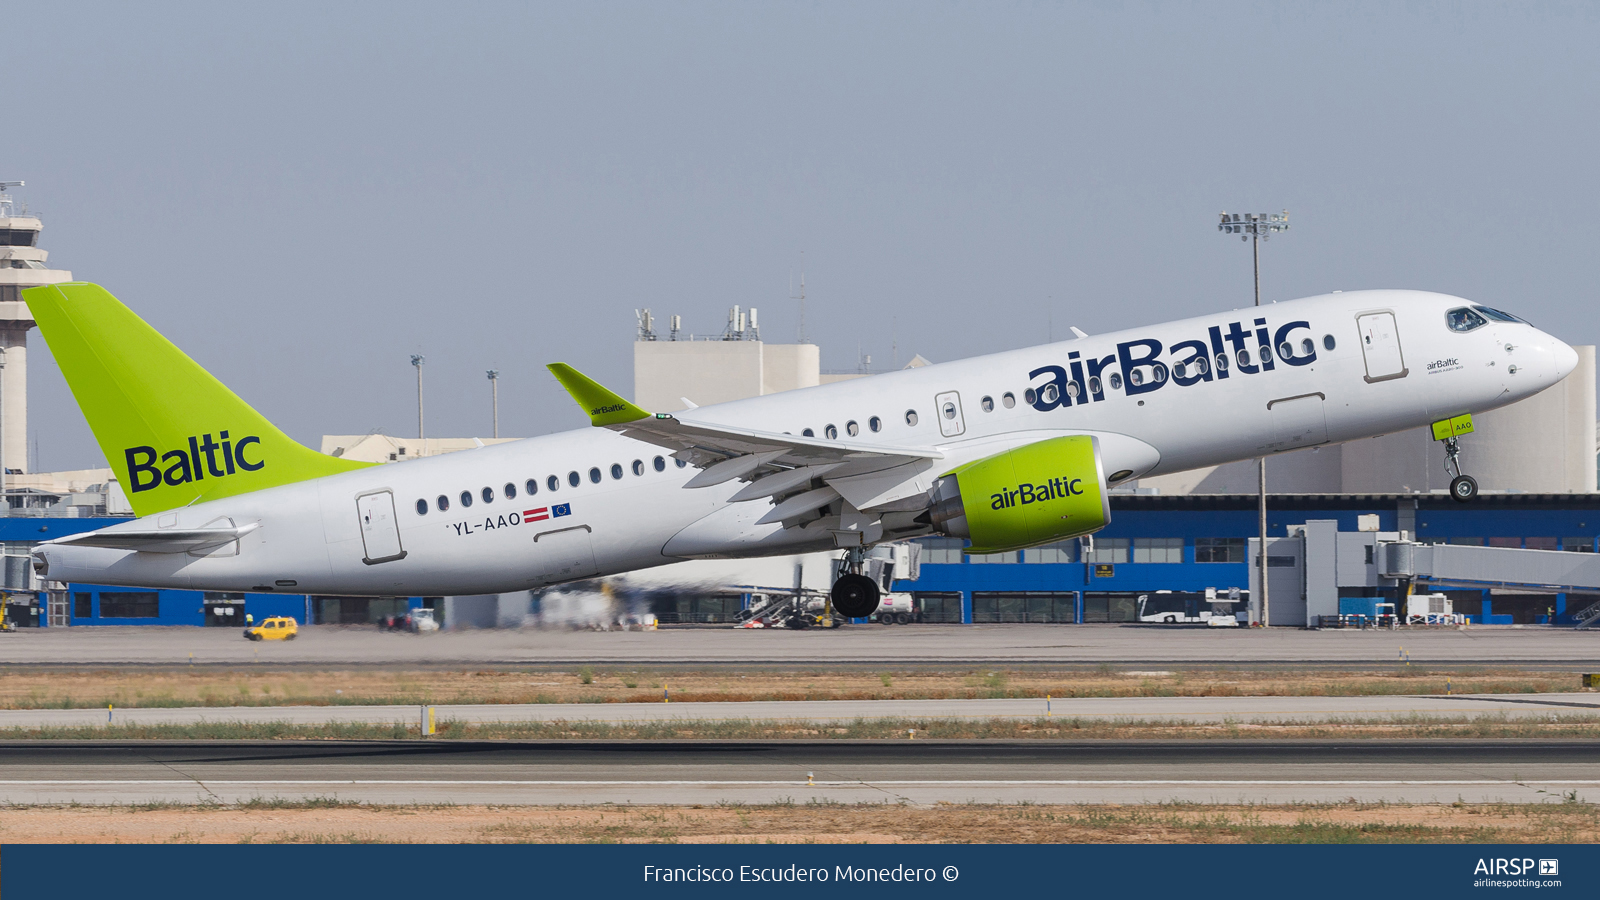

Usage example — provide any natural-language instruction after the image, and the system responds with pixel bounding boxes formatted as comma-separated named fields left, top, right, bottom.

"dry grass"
left=4, top=712, right=1599, bottom=742
left=1, top=800, right=1595, bottom=844
left=0, top=667, right=1584, bottom=710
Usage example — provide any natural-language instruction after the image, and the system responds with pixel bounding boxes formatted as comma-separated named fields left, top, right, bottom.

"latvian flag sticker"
left=523, top=504, right=572, bottom=523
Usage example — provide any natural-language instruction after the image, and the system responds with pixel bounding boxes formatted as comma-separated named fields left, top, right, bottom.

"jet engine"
left=927, top=435, right=1111, bottom=554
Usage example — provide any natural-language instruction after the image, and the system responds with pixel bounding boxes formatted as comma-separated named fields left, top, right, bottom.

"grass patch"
left=4, top=712, right=1600, bottom=742
left=0, top=667, right=1588, bottom=711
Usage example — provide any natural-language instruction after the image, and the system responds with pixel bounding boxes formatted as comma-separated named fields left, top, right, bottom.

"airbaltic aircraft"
left=24, top=283, right=1578, bottom=617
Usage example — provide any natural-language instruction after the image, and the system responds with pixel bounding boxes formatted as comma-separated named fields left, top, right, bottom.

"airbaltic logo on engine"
left=992, top=477, right=1084, bottom=510
left=124, top=432, right=264, bottom=493
left=1024, top=316, right=1317, bottom=412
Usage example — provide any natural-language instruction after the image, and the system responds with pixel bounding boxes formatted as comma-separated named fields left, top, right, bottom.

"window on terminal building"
left=1563, top=537, right=1595, bottom=553
left=1488, top=537, right=1521, bottom=548
left=968, top=549, right=1019, bottom=564
left=918, top=537, right=966, bottom=565
left=1448, top=537, right=1483, bottom=546
left=1084, top=538, right=1129, bottom=564
left=1194, top=537, right=1245, bottom=563
left=1525, top=537, right=1558, bottom=551
left=1025, top=541, right=1075, bottom=564
left=73, top=592, right=92, bottom=618
left=100, top=592, right=159, bottom=618
left=1133, top=537, right=1183, bottom=563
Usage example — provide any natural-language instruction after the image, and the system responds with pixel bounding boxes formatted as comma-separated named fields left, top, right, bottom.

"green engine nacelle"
left=927, top=435, right=1111, bottom=554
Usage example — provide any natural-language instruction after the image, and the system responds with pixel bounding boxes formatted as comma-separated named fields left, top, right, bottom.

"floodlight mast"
left=410, top=355, right=426, bottom=440
left=1217, top=210, right=1289, bottom=627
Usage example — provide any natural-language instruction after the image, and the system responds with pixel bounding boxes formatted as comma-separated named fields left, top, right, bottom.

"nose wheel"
left=1443, top=436, right=1478, bottom=502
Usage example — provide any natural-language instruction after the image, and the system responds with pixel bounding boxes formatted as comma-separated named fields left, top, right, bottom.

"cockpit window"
left=1446, top=307, right=1488, bottom=332
left=1472, top=304, right=1527, bottom=324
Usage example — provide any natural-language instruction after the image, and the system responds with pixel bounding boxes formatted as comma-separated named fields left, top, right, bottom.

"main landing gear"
left=829, top=545, right=880, bottom=619
left=1443, top=436, right=1478, bottom=503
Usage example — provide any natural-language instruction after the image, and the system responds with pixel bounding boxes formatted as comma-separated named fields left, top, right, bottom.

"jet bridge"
left=1267, top=520, right=1600, bottom=628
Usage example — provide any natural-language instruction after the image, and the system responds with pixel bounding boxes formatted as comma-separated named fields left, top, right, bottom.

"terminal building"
left=0, top=198, right=1597, bottom=629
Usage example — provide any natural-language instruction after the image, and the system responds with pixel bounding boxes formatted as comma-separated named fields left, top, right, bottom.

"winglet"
left=547, top=363, right=652, bottom=426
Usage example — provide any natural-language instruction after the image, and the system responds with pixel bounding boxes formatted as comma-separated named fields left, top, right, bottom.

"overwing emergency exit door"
left=356, top=491, right=407, bottom=565
left=1356, top=312, right=1408, bottom=383
left=934, top=391, right=966, bottom=437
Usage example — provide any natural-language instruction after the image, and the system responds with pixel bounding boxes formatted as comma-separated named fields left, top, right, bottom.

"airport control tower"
left=0, top=183, right=72, bottom=474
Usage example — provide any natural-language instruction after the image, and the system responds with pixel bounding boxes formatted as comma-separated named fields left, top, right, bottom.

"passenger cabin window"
left=825, top=424, right=838, bottom=440
left=588, top=467, right=601, bottom=484
left=459, top=490, right=473, bottom=508
left=1001, top=392, right=1016, bottom=408
left=548, top=475, right=560, bottom=492
left=481, top=486, right=494, bottom=503
left=1215, top=353, right=1230, bottom=373
left=632, top=459, right=644, bottom=476
left=567, top=471, right=580, bottom=487
left=906, top=410, right=919, bottom=426
left=981, top=396, right=994, bottom=412
left=415, top=499, right=428, bottom=515
left=868, top=416, right=882, bottom=432
left=1323, top=334, right=1336, bottom=350
left=1107, top=372, right=1123, bottom=390
left=611, top=463, right=623, bottom=479
left=653, top=456, right=666, bottom=472
left=802, top=428, right=815, bottom=437
left=504, top=482, right=516, bottom=499
left=526, top=478, right=538, bottom=496
left=437, top=494, right=450, bottom=511
left=1447, top=307, right=1488, bottom=332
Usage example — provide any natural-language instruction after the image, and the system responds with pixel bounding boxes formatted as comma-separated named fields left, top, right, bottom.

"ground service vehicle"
left=244, top=616, right=298, bottom=641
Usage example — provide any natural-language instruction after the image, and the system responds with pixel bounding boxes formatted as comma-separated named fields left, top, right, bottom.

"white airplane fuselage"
left=35, top=289, right=1578, bottom=595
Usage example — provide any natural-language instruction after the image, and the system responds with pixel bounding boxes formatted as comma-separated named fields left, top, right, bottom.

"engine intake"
left=928, top=435, right=1111, bottom=554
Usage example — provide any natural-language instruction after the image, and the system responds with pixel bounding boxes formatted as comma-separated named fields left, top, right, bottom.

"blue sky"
left=8, top=2, right=1599, bottom=469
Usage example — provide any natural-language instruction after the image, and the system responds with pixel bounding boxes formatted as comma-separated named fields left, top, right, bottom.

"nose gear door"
left=356, top=490, right=407, bottom=565
left=934, top=391, right=966, bottom=437
left=1356, top=311, right=1408, bottom=382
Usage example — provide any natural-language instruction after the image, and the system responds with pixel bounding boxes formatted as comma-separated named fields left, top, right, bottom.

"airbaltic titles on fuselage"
left=1025, top=316, right=1318, bottom=411
left=125, top=432, right=264, bottom=493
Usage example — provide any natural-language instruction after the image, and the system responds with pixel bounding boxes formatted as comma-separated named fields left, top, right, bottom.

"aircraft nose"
left=1551, top=337, right=1580, bottom=379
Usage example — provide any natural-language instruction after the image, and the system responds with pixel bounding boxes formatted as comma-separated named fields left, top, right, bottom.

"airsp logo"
left=125, top=432, right=264, bottom=493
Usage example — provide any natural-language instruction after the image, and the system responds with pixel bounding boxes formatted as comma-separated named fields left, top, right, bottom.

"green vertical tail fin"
left=23, top=282, right=372, bottom=517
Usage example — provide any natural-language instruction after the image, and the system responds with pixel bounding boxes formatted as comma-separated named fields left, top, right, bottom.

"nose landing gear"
left=1443, top=436, right=1478, bottom=502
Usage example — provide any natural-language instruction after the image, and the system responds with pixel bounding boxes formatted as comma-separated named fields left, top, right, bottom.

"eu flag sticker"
left=552, top=503, right=572, bottom=518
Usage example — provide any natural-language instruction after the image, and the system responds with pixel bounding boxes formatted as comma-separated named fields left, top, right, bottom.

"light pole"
left=410, top=354, right=425, bottom=440
left=1217, top=210, right=1289, bottom=627
left=486, top=370, right=500, bottom=439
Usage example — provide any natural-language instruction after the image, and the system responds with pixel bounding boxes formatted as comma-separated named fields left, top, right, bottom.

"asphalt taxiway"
left=1, top=623, right=1596, bottom=669
left=0, top=740, right=1591, bottom=806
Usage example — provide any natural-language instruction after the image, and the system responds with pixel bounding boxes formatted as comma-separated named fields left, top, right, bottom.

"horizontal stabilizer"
left=49, top=523, right=261, bottom=554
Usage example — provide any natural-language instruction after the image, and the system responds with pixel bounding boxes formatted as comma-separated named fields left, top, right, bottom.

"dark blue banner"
left=5, top=844, right=1596, bottom=899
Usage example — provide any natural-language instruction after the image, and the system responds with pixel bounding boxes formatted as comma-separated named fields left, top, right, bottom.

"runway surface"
left=0, top=740, right=1592, bottom=806
left=1, top=623, right=1597, bottom=669
left=7, top=692, right=1600, bottom=729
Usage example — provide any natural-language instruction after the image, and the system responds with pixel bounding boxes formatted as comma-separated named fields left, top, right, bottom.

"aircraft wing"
left=547, top=363, right=942, bottom=520
left=48, top=523, right=261, bottom=554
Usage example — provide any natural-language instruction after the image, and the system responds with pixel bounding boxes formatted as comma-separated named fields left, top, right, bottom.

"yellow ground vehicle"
left=243, top=616, right=298, bottom=641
